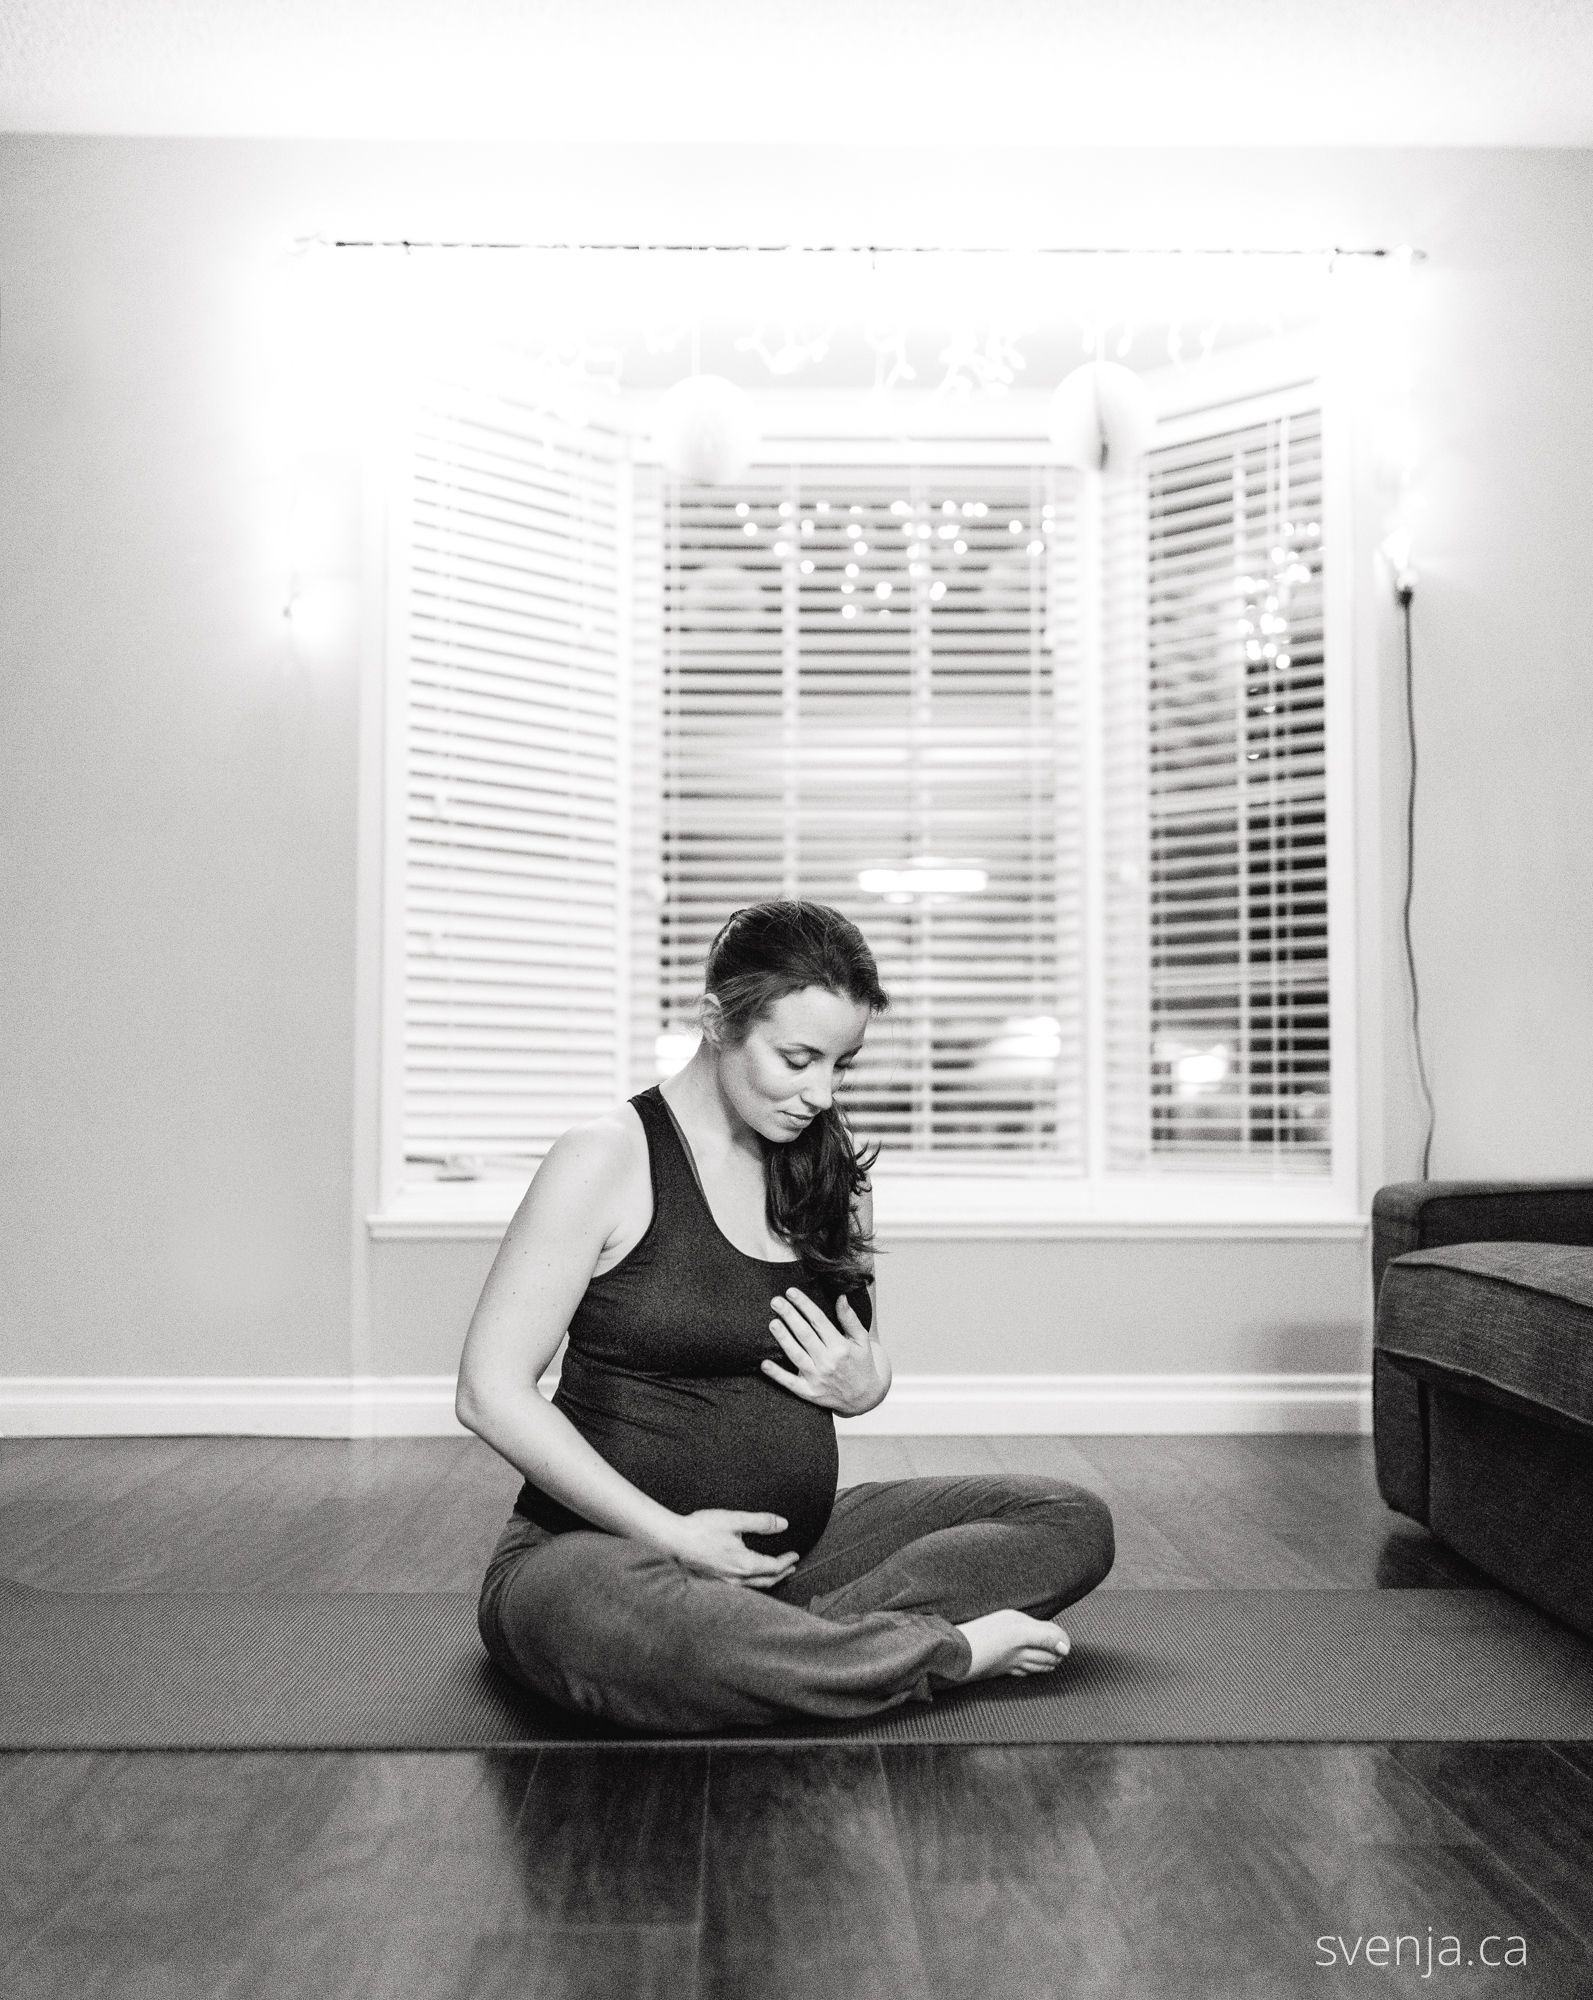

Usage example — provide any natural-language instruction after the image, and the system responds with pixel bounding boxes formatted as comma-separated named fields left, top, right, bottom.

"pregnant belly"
left=547, top=1362, right=839, bottom=1559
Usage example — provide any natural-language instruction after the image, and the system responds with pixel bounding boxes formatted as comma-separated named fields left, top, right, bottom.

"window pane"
left=657, top=465, right=1085, bottom=1168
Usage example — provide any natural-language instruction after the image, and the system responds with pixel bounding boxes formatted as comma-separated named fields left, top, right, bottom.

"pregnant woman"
left=457, top=899, right=1115, bottom=1732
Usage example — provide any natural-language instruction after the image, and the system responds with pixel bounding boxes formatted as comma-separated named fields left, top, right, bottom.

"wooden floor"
left=2, top=1433, right=1591, bottom=1998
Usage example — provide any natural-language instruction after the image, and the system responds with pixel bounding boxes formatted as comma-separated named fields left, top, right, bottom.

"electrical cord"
left=1398, top=580, right=1436, bottom=1178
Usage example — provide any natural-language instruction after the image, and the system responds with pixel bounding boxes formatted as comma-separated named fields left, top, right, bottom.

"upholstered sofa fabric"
left=1370, top=1180, right=1593, bottom=1525
left=1372, top=1179, right=1593, bottom=1639
left=1378, top=1241, right=1593, bottom=1433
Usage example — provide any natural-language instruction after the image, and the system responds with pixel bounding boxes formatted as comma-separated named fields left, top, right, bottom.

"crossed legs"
left=478, top=1472, right=1115, bottom=1735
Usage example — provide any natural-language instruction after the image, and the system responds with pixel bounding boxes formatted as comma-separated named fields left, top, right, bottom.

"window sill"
left=368, top=1174, right=1368, bottom=1243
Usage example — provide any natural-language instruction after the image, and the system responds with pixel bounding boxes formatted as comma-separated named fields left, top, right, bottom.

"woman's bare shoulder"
left=542, top=1101, right=650, bottom=1273
left=542, top=1099, right=644, bottom=1177
left=576, top=1095, right=647, bottom=1149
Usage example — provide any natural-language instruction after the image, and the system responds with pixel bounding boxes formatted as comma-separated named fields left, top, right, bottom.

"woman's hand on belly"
left=761, top=1287, right=891, bottom=1417
left=663, top=1509, right=802, bottom=1589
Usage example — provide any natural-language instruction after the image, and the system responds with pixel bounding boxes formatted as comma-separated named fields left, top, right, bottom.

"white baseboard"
left=0, top=1372, right=1371, bottom=1437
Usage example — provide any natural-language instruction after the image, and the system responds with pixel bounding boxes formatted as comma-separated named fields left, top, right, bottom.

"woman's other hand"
left=761, top=1288, right=890, bottom=1416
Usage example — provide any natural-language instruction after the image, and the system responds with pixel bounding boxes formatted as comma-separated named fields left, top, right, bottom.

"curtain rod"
left=302, top=237, right=1423, bottom=260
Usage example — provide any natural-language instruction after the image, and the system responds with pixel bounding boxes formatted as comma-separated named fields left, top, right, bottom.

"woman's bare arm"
left=454, top=1122, right=687, bottom=1551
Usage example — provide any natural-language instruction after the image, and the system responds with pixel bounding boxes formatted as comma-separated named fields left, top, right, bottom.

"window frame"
left=359, top=327, right=1377, bottom=1241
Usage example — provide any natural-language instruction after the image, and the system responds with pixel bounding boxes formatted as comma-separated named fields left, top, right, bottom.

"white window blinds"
left=656, top=462, right=1085, bottom=1170
left=1100, top=390, right=1330, bottom=1174
left=393, top=378, right=653, bottom=1176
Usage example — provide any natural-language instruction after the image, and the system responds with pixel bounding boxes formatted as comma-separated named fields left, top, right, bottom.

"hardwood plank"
left=0, top=1437, right=219, bottom=1573
left=1389, top=1742, right=1593, bottom=1950
left=1277, top=1835, right=1591, bottom=1996
left=1079, top=1434, right=1347, bottom=1587
left=215, top=1750, right=704, bottom=1999
left=988, top=1432, right=1207, bottom=1588
left=884, top=1740, right=1493, bottom=1999
left=345, top=1439, right=522, bottom=1593
left=882, top=1744, right=1136, bottom=1997
left=506, top=1749, right=707, bottom=1925
left=2, top=1751, right=330, bottom=1999
left=455, top=1924, right=701, bottom=2000
left=1551, top=1741, right=1593, bottom=1784
left=1161, top=1435, right=1487, bottom=1591
left=213, top=1439, right=479, bottom=1592
left=3, top=1438, right=308, bottom=1589
left=898, top=1435, right=1004, bottom=1479
left=215, top=1752, right=544, bottom=1998
left=835, top=1433, right=918, bottom=1486
left=1061, top=1742, right=1587, bottom=2000
left=700, top=1747, right=928, bottom=2000
left=0, top=1751, right=134, bottom=1968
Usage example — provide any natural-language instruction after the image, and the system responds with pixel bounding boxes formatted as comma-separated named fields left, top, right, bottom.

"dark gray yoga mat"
left=3, top=1579, right=1592, bottom=1749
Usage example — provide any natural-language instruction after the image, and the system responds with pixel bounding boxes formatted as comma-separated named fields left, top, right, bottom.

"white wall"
left=3, top=139, right=1590, bottom=1415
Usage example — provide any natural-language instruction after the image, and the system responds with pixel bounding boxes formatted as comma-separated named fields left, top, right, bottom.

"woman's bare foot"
left=953, top=1608, right=1072, bottom=1681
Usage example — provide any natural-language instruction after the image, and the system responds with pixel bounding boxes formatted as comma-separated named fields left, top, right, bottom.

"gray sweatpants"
left=476, top=1472, right=1116, bottom=1733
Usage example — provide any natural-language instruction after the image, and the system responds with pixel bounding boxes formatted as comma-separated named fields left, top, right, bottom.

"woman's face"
left=716, top=986, right=872, bottom=1142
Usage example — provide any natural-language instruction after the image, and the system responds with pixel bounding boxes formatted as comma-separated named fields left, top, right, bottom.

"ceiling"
left=1, top=0, right=1589, bottom=145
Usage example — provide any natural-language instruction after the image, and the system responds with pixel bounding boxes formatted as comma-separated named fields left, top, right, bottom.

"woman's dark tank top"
left=512, top=1082, right=873, bottom=1560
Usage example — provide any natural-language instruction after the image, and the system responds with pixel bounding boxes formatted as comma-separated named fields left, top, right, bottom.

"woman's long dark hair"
left=698, top=899, right=888, bottom=1293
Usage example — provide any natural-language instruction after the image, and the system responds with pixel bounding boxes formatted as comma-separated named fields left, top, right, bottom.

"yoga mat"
left=3, top=1579, right=1592, bottom=1749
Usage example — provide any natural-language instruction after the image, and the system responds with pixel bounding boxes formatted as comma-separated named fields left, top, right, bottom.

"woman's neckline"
left=651, top=1083, right=804, bottom=1267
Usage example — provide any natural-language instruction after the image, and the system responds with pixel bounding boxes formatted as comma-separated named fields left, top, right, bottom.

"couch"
left=1372, top=1178, right=1593, bottom=1638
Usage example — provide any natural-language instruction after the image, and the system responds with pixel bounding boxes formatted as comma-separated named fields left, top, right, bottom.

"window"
left=1101, top=389, right=1329, bottom=1175
left=380, top=359, right=1349, bottom=1216
left=391, top=377, right=638, bottom=1169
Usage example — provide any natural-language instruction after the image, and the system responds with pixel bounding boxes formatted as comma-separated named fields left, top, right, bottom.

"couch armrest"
left=1371, top=1181, right=1593, bottom=1302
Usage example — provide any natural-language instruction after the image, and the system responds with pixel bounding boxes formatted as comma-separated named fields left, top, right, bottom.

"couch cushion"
left=1377, top=1242, right=1593, bottom=1433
